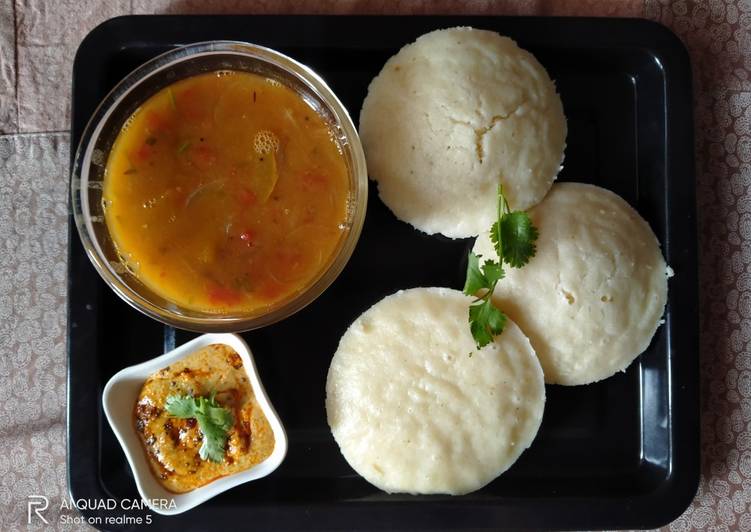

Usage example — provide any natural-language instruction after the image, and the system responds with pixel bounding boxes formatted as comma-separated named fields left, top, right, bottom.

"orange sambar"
left=103, top=71, right=350, bottom=313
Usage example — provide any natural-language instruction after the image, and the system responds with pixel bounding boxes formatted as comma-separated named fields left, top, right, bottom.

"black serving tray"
left=68, top=15, right=698, bottom=531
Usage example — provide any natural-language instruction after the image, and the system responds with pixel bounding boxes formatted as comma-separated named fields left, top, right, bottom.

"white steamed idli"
left=325, top=287, right=545, bottom=495
left=473, top=182, right=671, bottom=385
left=359, top=26, right=567, bottom=238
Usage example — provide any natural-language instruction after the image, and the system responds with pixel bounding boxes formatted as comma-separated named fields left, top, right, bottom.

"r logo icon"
left=27, top=495, right=49, bottom=525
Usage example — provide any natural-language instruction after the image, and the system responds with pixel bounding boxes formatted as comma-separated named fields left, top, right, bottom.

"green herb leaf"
left=165, top=393, right=234, bottom=463
left=463, top=252, right=490, bottom=295
left=489, top=220, right=502, bottom=259
left=164, top=395, right=196, bottom=418
left=481, top=259, right=504, bottom=285
left=206, top=403, right=234, bottom=432
left=194, top=411, right=229, bottom=462
left=468, top=299, right=507, bottom=349
left=464, top=184, right=538, bottom=349
left=177, top=140, right=191, bottom=154
left=500, top=211, right=538, bottom=268
left=469, top=315, right=494, bottom=348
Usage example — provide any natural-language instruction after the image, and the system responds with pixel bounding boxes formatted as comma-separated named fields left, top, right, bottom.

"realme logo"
left=27, top=495, right=49, bottom=524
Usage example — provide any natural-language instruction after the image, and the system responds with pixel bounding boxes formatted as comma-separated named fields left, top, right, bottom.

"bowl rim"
left=101, top=333, right=288, bottom=515
left=70, top=40, right=368, bottom=332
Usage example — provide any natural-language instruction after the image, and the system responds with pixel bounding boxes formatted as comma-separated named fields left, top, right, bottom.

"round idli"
left=359, top=27, right=567, bottom=238
left=325, top=287, right=545, bottom=495
left=473, top=182, right=670, bottom=385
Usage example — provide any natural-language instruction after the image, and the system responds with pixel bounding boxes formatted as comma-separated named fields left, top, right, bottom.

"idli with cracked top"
left=359, top=26, right=567, bottom=238
left=325, top=287, right=545, bottom=495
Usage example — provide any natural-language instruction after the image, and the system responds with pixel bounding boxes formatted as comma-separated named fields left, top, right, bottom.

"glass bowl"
left=71, top=41, right=368, bottom=332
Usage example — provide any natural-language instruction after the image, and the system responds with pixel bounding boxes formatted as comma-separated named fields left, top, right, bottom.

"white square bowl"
left=102, top=333, right=287, bottom=515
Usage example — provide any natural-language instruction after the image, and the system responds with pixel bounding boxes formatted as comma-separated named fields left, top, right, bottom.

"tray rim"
left=66, top=14, right=699, bottom=531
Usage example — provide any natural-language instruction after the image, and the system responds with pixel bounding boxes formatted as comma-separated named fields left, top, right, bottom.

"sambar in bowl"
left=71, top=41, right=367, bottom=331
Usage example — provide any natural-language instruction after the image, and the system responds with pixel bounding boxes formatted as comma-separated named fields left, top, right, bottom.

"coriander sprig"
left=463, top=185, right=539, bottom=349
left=165, top=391, right=234, bottom=463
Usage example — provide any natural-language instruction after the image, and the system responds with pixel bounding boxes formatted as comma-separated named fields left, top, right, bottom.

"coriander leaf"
left=165, top=395, right=196, bottom=418
left=165, top=393, right=234, bottom=463
left=470, top=316, right=494, bottom=349
left=463, top=252, right=491, bottom=295
left=481, top=259, right=504, bottom=285
left=464, top=183, right=537, bottom=348
left=500, top=211, right=538, bottom=268
left=468, top=299, right=507, bottom=349
left=177, top=140, right=191, bottom=154
left=489, top=220, right=502, bottom=259
left=206, top=404, right=234, bottom=432
left=476, top=298, right=507, bottom=336
left=194, top=411, right=231, bottom=463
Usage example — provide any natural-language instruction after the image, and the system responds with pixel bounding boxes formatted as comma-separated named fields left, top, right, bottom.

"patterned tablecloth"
left=1, top=1, right=749, bottom=530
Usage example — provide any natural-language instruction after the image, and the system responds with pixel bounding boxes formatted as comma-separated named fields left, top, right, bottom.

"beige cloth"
left=0, top=0, right=749, bottom=530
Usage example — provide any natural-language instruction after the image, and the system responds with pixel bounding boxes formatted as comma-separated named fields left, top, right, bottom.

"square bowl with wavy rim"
left=101, top=333, right=288, bottom=515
